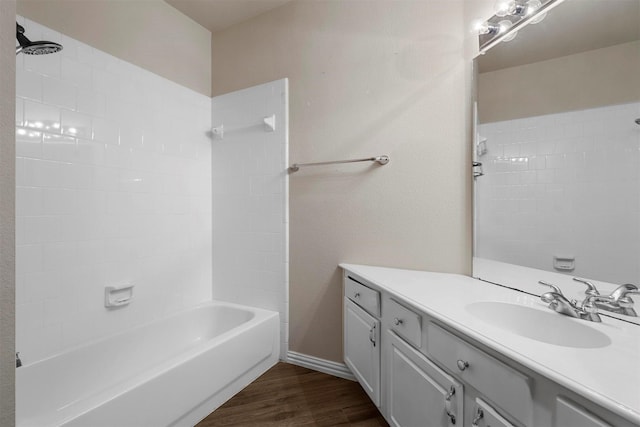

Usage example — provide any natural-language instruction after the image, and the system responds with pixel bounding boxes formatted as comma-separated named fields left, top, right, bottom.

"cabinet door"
left=344, top=298, right=380, bottom=406
left=388, top=331, right=463, bottom=427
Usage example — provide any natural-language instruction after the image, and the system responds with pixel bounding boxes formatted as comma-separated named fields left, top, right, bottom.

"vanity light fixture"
left=473, top=19, right=516, bottom=39
left=478, top=0, right=566, bottom=53
left=495, top=0, right=544, bottom=19
left=474, top=21, right=501, bottom=36
left=474, top=19, right=517, bottom=43
left=495, top=0, right=528, bottom=17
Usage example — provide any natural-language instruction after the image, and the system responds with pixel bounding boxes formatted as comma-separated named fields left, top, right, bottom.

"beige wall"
left=17, top=0, right=211, bottom=95
left=212, top=0, right=476, bottom=362
left=479, top=40, right=640, bottom=123
left=0, top=1, right=16, bottom=424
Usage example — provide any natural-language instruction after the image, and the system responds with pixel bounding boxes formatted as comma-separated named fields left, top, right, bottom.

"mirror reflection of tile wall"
left=475, top=101, right=640, bottom=284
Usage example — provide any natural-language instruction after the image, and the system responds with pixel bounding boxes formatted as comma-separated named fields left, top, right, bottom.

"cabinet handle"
left=444, top=386, right=457, bottom=425
left=456, top=360, right=469, bottom=371
left=393, top=317, right=404, bottom=326
left=472, top=408, right=484, bottom=427
left=369, top=325, right=376, bottom=347
left=445, top=386, right=455, bottom=401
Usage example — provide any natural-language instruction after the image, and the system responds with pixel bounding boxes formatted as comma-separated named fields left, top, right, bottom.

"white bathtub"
left=16, top=301, right=280, bottom=427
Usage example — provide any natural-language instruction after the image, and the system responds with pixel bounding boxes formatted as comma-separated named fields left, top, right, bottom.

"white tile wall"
left=15, top=17, right=212, bottom=363
left=211, top=79, right=289, bottom=358
left=476, top=102, right=640, bottom=284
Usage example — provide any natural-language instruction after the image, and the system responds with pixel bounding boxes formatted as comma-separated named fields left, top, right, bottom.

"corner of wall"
left=17, top=0, right=211, bottom=96
left=0, top=1, right=17, bottom=424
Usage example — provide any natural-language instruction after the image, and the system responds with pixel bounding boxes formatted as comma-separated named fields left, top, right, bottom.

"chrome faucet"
left=607, top=284, right=639, bottom=316
left=538, top=281, right=604, bottom=322
left=572, top=277, right=599, bottom=296
left=573, top=278, right=638, bottom=317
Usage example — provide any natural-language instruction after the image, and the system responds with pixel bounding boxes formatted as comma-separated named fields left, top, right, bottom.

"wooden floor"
left=196, top=362, right=389, bottom=427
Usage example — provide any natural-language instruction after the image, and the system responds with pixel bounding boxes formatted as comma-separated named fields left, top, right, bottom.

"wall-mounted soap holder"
left=104, top=283, right=134, bottom=308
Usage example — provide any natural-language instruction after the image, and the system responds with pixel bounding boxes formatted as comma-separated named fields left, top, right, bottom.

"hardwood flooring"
left=196, top=362, right=389, bottom=427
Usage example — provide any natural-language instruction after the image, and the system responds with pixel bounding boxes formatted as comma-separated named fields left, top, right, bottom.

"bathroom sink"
left=466, top=301, right=611, bottom=348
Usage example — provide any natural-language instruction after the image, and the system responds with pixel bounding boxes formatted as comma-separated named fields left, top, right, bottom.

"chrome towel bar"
left=289, top=155, right=389, bottom=172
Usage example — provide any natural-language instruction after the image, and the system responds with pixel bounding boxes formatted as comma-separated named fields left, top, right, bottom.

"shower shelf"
left=212, top=114, right=276, bottom=140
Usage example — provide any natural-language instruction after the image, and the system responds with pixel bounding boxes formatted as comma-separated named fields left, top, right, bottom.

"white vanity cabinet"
left=343, top=275, right=381, bottom=407
left=341, top=266, right=640, bottom=427
left=343, top=271, right=518, bottom=426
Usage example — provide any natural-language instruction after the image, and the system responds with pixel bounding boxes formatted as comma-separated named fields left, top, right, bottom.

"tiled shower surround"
left=15, top=18, right=213, bottom=362
left=476, top=102, right=640, bottom=284
left=211, top=79, right=289, bottom=357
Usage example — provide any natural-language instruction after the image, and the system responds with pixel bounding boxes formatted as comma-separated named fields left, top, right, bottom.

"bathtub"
left=16, top=301, right=280, bottom=427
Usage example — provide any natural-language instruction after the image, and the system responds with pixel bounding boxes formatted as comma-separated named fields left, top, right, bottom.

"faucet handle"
left=609, top=284, right=639, bottom=302
left=540, top=292, right=558, bottom=304
left=573, top=277, right=599, bottom=296
left=581, top=296, right=604, bottom=322
left=538, top=280, right=563, bottom=294
left=618, top=296, right=635, bottom=309
left=582, top=294, right=613, bottom=311
left=582, top=300, right=599, bottom=314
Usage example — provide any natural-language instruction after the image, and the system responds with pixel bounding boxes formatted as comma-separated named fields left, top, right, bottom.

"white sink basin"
left=466, top=301, right=611, bottom=349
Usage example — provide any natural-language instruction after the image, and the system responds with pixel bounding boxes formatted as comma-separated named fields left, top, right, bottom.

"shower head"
left=16, top=23, right=63, bottom=56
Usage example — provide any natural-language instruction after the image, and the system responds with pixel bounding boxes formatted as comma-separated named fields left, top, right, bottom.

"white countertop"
left=340, top=263, right=640, bottom=426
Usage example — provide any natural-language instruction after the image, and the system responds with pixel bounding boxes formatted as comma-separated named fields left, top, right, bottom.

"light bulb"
left=472, top=20, right=486, bottom=33
left=475, top=21, right=500, bottom=35
left=529, top=11, right=547, bottom=24
left=508, top=1, right=528, bottom=16
left=526, top=0, right=542, bottom=14
left=527, top=0, right=547, bottom=24
left=502, top=30, right=518, bottom=42
left=495, top=0, right=530, bottom=17
left=498, top=19, right=513, bottom=34
left=494, top=0, right=511, bottom=17
left=498, top=20, right=518, bottom=42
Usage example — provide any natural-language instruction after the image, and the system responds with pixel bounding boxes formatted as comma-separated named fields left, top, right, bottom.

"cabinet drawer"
left=472, top=398, right=515, bottom=427
left=387, top=299, right=422, bottom=348
left=427, top=323, right=532, bottom=425
left=345, top=275, right=380, bottom=317
left=556, top=397, right=612, bottom=427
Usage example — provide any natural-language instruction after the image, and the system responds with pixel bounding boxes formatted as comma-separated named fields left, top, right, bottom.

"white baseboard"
left=286, top=351, right=356, bottom=381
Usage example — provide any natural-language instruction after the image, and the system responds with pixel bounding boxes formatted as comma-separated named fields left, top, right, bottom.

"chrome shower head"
left=16, top=23, right=62, bottom=56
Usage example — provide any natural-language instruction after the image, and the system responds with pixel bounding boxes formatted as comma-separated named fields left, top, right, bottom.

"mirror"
left=473, top=0, right=640, bottom=287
